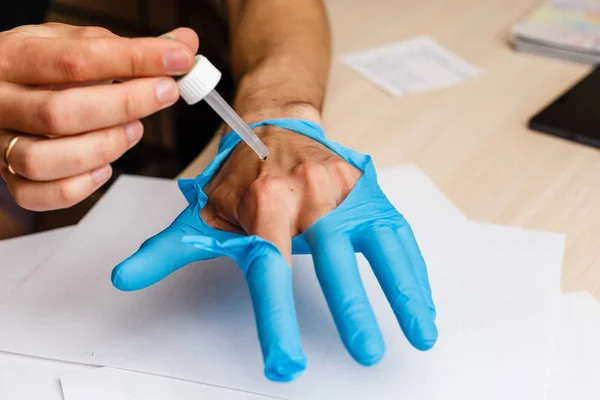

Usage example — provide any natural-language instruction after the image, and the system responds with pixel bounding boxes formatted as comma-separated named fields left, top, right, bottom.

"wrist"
left=217, top=103, right=323, bottom=139
left=239, top=102, right=322, bottom=127
left=230, top=56, right=326, bottom=129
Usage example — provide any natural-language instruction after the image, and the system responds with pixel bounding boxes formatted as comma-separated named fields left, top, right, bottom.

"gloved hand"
left=112, top=118, right=437, bottom=382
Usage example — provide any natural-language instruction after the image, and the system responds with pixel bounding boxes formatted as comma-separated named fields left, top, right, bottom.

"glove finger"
left=396, top=222, right=436, bottom=316
left=112, top=223, right=216, bottom=291
left=242, top=203, right=306, bottom=382
left=307, top=230, right=385, bottom=366
left=246, top=249, right=306, bottom=382
left=180, top=230, right=306, bottom=381
left=358, top=224, right=438, bottom=351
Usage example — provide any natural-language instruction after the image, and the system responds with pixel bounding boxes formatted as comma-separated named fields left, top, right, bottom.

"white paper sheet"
left=0, top=225, right=91, bottom=400
left=60, top=368, right=278, bottom=400
left=61, top=292, right=600, bottom=400
left=376, top=165, right=466, bottom=223
left=0, top=226, right=73, bottom=302
left=549, top=291, right=600, bottom=400
left=0, top=168, right=562, bottom=400
left=0, top=352, right=93, bottom=400
left=341, top=36, right=481, bottom=97
left=301, top=221, right=562, bottom=400
left=0, top=165, right=461, bottom=400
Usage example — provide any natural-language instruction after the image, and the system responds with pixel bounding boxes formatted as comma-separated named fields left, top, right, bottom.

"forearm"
left=225, top=0, right=331, bottom=124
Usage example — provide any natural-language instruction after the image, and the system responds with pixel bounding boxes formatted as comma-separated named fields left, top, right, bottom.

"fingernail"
left=155, top=78, right=179, bottom=105
left=125, top=121, right=143, bottom=145
left=91, top=165, right=112, bottom=185
left=164, top=50, right=193, bottom=72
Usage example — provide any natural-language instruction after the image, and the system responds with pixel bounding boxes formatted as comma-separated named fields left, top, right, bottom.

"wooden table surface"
left=181, top=0, right=600, bottom=299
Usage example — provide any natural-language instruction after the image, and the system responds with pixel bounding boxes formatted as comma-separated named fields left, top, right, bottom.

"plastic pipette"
left=177, top=55, right=270, bottom=160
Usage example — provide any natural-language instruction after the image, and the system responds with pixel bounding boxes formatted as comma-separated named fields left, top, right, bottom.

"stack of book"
left=511, top=0, right=600, bottom=64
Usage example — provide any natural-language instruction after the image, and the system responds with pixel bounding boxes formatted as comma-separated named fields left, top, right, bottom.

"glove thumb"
left=112, top=222, right=216, bottom=291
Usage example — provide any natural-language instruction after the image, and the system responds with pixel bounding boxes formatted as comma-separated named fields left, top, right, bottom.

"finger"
left=245, top=248, right=306, bottom=382
left=112, top=216, right=214, bottom=291
left=305, top=225, right=385, bottom=366
left=3, top=121, right=143, bottom=181
left=14, top=25, right=192, bottom=53
left=0, top=78, right=179, bottom=135
left=161, top=27, right=200, bottom=54
left=358, top=224, right=438, bottom=351
left=13, top=22, right=118, bottom=38
left=244, top=196, right=293, bottom=264
left=71, top=25, right=118, bottom=38
left=22, top=23, right=118, bottom=38
left=0, top=35, right=196, bottom=84
left=11, top=22, right=87, bottom=38
left=0, top=164, right=112, bottom=211
left=0, top=131, right=15, bottom=169
left=396, top=222, right=436, bottom=316
left=244, top=217, right=305, bottom=382
left=113, top=28, right=200, bottom=84
left=39, top=80, right=114, bottom=91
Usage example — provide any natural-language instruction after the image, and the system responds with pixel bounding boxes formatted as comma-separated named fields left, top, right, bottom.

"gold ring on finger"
left=3, top=134, right=22, bottom=175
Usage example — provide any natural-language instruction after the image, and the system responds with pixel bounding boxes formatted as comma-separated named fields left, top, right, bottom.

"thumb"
left=112, top=222, right=215, bottom=291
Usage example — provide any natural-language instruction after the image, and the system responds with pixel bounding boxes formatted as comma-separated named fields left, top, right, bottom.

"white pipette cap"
left=177, top=55, right=222, bottom=105
left=176, top=55, right=270, bottom=160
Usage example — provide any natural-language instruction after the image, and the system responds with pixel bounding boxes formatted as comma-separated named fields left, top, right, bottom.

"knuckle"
left=329, top=157, right=351, bottom=173
left=39, top=94, right=67, bottom=133
left=329, top=157, right=362, bottom=191
left=57, top=181, right=83, bottom=206
left=0, top=55, right=8, bottom=78
left=328, top=156, right=358, bottom=179
left=293, top=160, right=330, bottom=184
left=121, top=88, right=140, bottom=120
left=79, top=26, right=112, bottom=37
left=42, top=22, right=68, bottom=31
left=0, top=37, right=22, bottom=77
left=56, top=49, right=89, bottom=81
left=18, top=144, right=43, bottom=179
left=127, top=44, right=144, bottom=76
left=247, top=175, right=289, bottom=203
left=9, top=185, right=29, bottom=209
left=93, top=129, right=120, bottom=164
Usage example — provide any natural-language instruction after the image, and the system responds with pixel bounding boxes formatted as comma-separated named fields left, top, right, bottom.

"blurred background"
left=0, top=0, right=234, bottom=237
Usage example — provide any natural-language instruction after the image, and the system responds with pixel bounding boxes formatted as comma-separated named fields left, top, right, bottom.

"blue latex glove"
left=112, top=118, right=437, bottom=382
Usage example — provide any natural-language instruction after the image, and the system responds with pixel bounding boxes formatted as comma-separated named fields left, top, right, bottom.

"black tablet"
left=529, top=68, right=600, bottom=149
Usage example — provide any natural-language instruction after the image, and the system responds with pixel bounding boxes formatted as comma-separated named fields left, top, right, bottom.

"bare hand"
left=0, top=23, right=198, bottom=210
left=202, top=125, right=363, bottom=261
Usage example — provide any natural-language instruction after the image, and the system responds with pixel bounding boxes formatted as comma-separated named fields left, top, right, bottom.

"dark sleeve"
left=0, top=0, right=52, bottom=32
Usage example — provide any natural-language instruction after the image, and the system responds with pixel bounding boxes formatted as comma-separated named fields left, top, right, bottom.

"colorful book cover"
left=513, top=0, right=600, bottom=52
